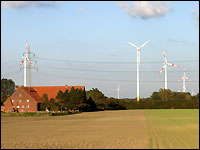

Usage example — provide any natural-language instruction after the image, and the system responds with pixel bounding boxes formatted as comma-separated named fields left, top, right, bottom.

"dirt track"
left=1, top=110, right=148, bottom=149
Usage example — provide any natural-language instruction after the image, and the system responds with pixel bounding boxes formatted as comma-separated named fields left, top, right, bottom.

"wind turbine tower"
left=20, top=40, right=38, bottom=87
left=178, top=66, right=191, bottom=92
left=127, top=40, right=150, bottom=102
left=116, top=83, right=120, bottom=99
left=159, top=49, right=179, bottom=89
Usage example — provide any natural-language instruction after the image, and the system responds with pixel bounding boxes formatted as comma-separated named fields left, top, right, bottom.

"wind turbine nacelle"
left=136, top=48, right=141, bottom=51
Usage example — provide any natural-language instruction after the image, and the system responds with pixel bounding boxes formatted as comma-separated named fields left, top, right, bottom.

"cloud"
left=1, top=1, right=61, bottom=9
left=77, top=7, right=85, bottom=12
left=168, top=39, right=196, bottom=46
left=116, top=1, right=170, bottom=20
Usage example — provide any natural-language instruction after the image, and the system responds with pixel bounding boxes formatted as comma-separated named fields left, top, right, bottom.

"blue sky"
left=1, top=1, right=199, bottom=98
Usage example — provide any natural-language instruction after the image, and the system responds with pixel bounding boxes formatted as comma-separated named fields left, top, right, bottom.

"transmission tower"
left=19, top=40, right=38, bottom=87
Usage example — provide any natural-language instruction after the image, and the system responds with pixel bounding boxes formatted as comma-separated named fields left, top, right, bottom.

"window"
left=19, top=100, right=22, bottom=103
left=27, top=105, right=29, bottom=108
left=12, top=100, right=15, bottom=103
left=27, top=99, right=29, bottom=103
left=22, top=105, right=24, bottom=108
left=17, top=106, right=20, bottom=108
left=19, top=93, right=22, bottom=97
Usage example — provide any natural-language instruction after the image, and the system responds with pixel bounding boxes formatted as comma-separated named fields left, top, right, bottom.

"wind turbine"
left=178, top=66, right=191, bottom=92
left=127, top=40, right=150, bottom=102
left=159, top=48, right=179, bottom=89
left=116, top=83, right=120, bottom=99
left=191, top=89, right=194, bottom=96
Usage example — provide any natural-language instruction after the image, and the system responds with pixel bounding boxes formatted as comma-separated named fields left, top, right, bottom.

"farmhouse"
left=3, top=85, right=85, bottom=112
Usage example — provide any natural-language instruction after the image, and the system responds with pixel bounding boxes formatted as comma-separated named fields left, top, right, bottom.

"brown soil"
left=1, top=110, right=148, bottom=149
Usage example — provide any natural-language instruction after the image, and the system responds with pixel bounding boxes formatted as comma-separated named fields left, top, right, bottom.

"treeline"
left=86, top=88, right=199, bottom=110
left=1, top=78, right=199, bottom=110
left=120, top=89, right=199, bottom=109
left=39, top=87, right=96, bottom=112
left=39, top=88, right=199, bottom=112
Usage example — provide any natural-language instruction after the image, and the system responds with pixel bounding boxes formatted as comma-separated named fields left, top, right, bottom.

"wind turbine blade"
left=183, top=66, right=186, bottom=72
left=140, top=40, right=150, bottom=48
left=162, top=48, right=167, bottom=63
left=26, top=40, right=28, bottom=52
left=167, top=63, right=179, bottom=67
left=178, top=77, right=183, bottom=81
left=127, top=41, right=138, bottom=48
left=185, top=77, right=192, bottom=81
left=159, top=64, right=166, bottom=75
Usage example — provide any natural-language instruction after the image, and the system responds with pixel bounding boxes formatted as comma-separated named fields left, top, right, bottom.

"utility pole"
left=20, top=40, right=38, bottom=87
left=178, top=66, right=191, bottom=92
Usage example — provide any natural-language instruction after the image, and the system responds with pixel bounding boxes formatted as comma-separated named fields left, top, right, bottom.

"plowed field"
left=1, top=109, right=199, bottom=149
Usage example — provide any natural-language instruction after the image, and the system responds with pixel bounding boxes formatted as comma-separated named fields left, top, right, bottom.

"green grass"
left=144, top=109, right=199, bottom=149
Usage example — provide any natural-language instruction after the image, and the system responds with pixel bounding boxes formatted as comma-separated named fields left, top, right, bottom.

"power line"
left=2, top=58, right=21, bottom=65
left=33, top=71, right=199, bottom=83
left=39, top=64, right=199, bottom=73
left=35, top=57, right=199, bottom=64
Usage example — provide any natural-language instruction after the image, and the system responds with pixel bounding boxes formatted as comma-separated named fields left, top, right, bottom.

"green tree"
left=86, top=88, right=106, bottom=110
left=87, top=97, right=97, bottom=111
left=56, top=90, right=70, bottom=111
left=151, top=91, right=161, bottom=101
left=86, top=88, right=105, bottom=101
left=159, top=89, right=175, bottom=101
left=49, top=98, right=60, bottom=111
left=40, top=93, right=50, bottom=111
left=1, top=78, right=16, bottom=105
left=69, top=87, right=88, bottom=112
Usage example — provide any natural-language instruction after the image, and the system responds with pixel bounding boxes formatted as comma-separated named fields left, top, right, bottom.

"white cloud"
left=116, top=1, right=170, bottom=19
left=1, top=1, right=61, bottom=9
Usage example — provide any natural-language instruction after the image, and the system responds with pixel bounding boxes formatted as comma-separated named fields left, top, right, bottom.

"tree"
left=151, top=91, right=161, bottom=101
left=49, top=98, right=60, bottom=111
left=56, top=90, right=70, bottom=111
left=159, top=89, right=175, bottom=101
left=69, top=87, right=88, bottom=112
left=1, top=78, right=16, bottom=105
left=86, top=88, right=105, bottom=101
left=40, top=93, right=50, bottom=111
left=86, top=88, right=106, bottom=110
left=87, top=97, right=97, bottom=111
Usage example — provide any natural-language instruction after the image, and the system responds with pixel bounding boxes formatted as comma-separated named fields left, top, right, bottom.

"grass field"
left=1, top=109, right=199, bottom=149
left=145, top=109, right=199, bottom=149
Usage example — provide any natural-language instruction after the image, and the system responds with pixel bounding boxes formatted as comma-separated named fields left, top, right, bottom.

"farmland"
left=145, top=109, right=199, bottom=149
left=1, top=109, right=199, bottom=149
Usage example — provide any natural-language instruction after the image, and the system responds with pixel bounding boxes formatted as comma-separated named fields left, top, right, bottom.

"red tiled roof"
left=22, top=87, right=42, bottom=102
left=31, top=85, right=85, bottom=100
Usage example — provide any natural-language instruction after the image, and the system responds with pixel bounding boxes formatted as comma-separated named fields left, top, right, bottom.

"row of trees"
left=39, top=87, right=96, bottom=112
left=86, top=88, right=199, bottom=110
left=1, top=78, right=199, bottom=110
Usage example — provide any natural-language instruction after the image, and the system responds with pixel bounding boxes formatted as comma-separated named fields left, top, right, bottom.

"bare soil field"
left=1, top=110, right=148, bottom=149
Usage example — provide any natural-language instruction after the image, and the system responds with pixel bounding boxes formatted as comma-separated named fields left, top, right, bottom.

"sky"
left=1, top=1, right=199, bottom=98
